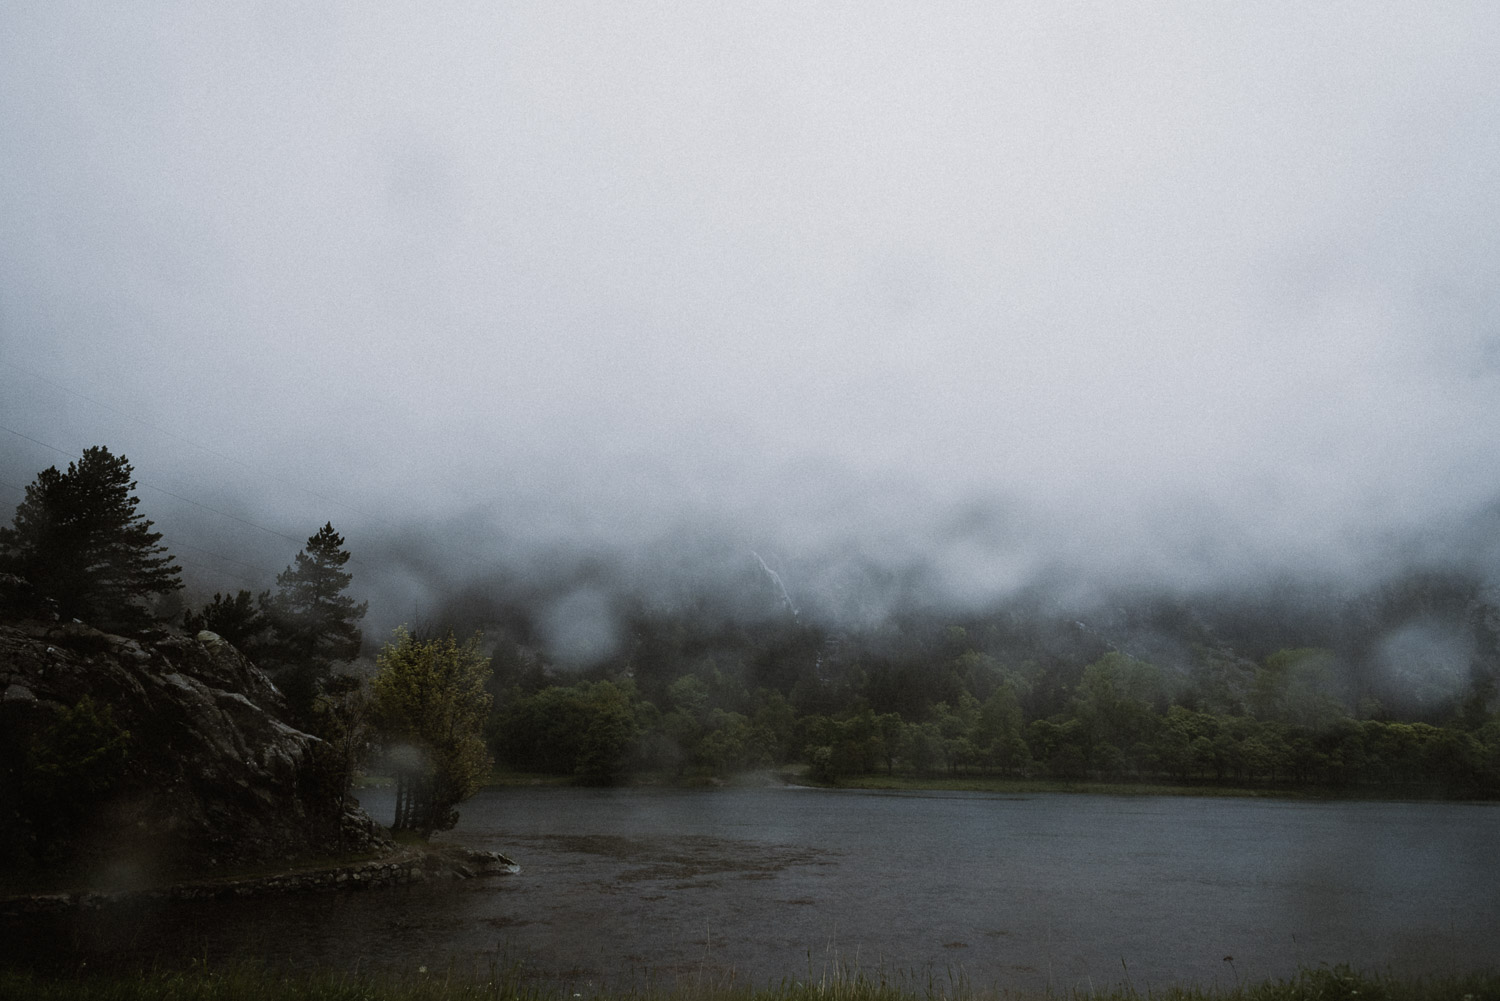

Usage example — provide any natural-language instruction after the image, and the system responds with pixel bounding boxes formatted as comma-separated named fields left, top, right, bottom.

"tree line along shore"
left=487, top=647, right=1500, bottom=794
left=4, top=445, right=1499, bottom=882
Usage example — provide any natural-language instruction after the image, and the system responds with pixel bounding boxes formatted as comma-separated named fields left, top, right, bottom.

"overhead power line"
left=2, top=422, right=301, bottom=546
left=2, top=360, right=380, bottom=526
left=2, top=424, right=294, bottom=589
left=1, top=420, right=425, bottom=592
left=172, top=540, right=282, bottom=579
left=2, top=424, right=75, bottom=460
left=172, top=555, right=265, bottom=589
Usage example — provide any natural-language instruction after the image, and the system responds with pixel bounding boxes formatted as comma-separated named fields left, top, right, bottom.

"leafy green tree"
left=1093, top=741, right=1128, bottom=778
left=498, top=680, right=647, bottom=782
left=657, top=674, right=712, bottom=770
left=901, top=721, right=941, bottom=776
left=873, top=711, right=905, bottom=774
left=0, top=446, right=180, bottom=629
left=1252, top=649, right=1345, bottom=729
left=371, top=628, right=493, bottom=836
left=751, top=691, right=800, bottom=764
left=699, top=710, right=765, bottom=775
left=1022, top=716, right=1086, bottom=777
left=260, top=523, right=368, bottom=718
left=1239, top=732, right=1276, bottom=783
left=573, top=681, right=642, bottom=783
left=931, top=696, right=980, bottom=774
left=495, top=685, right=588, bottom=774
left=838, top=706, right=881, bottom=773
left=974, top=685, right=1026, bottom=770
left=1154, top=706, right=1211, bottom=780
left=1072, top=653, right=1162, bottom=763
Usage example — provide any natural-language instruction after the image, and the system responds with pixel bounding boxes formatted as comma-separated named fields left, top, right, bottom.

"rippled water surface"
left=10, top=787, right=1500, bottom=993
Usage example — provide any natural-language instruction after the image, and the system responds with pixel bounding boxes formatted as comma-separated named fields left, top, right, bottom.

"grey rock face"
left=0, top=620, right=390, bottom=875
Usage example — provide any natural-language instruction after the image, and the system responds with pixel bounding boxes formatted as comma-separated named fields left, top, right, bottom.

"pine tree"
left=182, top=589, right=268, bottom=651
left=0, top=446, right=180, bottom=628
left=260, top=523, right=368, bottom=717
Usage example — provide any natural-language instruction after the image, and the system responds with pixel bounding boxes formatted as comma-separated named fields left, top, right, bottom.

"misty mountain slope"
left=470, top=561, right=1500, bottom=736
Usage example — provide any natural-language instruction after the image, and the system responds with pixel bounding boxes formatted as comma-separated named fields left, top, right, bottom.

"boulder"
left=0, top=619, right=389, bottom=880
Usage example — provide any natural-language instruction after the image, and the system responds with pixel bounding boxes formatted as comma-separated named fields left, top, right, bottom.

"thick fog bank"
left=6, top=2, right=1500, bottom=713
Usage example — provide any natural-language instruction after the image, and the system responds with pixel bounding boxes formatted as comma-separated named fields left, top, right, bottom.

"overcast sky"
left=4, top=3, right=1500, bottom=632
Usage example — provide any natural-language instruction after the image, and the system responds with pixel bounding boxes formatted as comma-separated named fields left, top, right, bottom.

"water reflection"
left=5, top=788, right=1498, bottom=994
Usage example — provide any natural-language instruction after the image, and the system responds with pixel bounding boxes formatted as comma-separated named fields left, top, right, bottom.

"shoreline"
left=0, top=842, right=518, bottom=917
left=475, top=767, right=1500, bottom=802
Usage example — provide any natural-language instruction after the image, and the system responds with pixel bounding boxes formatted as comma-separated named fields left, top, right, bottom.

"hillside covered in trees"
left=483, top=569, right=1500, bottom=794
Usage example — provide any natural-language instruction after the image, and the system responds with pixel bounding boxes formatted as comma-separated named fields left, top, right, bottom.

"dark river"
left=9, top=787, right=1500, bottom=994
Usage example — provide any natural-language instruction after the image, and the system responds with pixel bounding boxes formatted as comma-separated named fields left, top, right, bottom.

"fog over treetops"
left=4, top=4, right=1500, bottom=650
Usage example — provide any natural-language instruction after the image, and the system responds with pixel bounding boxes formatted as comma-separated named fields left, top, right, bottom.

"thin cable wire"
left=172, top=555, right=264, bottom=588
left=171, top=540, right=281, bottom=579
left=1, top=422, right=405, bottom=590
left=2, top=360, right=381, bottom=525
left=2, top=423, right=303, bottom=545
left=2, top=424, right=74, bottom=459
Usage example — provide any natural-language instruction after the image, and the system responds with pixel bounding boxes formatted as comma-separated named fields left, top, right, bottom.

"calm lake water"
left=9, top=786, right=1500, bottom=993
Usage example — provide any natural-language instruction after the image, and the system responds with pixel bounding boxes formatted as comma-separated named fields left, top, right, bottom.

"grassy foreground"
left=0, top=964, right=1497, bottom=1001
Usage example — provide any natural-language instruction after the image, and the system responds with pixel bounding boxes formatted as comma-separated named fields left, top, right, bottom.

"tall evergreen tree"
left=260, top=523, right=368, bottom=717
left=182, top=589, right=268, bottom=651
left=0, top=446, right=180, bottom=628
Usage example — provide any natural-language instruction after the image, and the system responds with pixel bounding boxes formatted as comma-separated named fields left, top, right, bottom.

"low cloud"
left=4, top=3, right=1500, bottom=643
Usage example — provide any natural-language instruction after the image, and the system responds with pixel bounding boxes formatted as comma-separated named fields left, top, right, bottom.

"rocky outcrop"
left=0, top=619, right=390, bottom=880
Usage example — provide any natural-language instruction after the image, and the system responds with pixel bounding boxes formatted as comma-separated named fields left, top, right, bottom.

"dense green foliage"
left=8, top=696, right=132, bottom=867
left=311, top=671, right=373, bottom=844
left=0, top=963, right=1495, bottom=1001
left=488, top=609, right=1500, bottom=795
left=494, top=679, right=642, bottom=784
left=372, top=629, right=494, bottom=835
left=0, top=446, right=180, bottom=629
